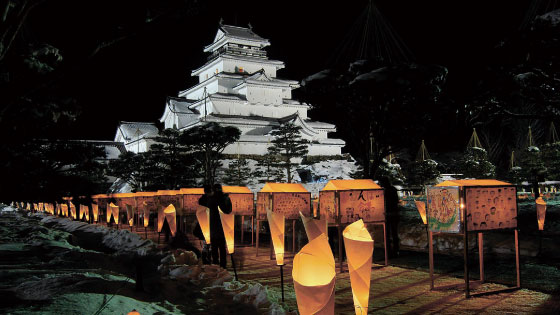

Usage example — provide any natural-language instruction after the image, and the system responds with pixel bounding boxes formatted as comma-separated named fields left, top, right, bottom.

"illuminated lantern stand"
left=69, top=201, right=77, bottom=220
left=219, top=207, right=238, bottom=280
left=256, top=183, right=311, bottom=258
left=108, top=202, right=120, bottom=228
left=427, top=180, right=520, bottom=298
left=91, top=194, right=110, bottom=225
left=536, top=197, right=546, bottom=231
left=300, top=211, right=327, bottom=242
left=223, top=186, right=254, bottom=245
left=536, top=197, right=547, bottom=255
left=92, top=203, right=99, bottom=223
left=135, top=192, right=157, bottom=238
left=343, top=220, right=373, bottom=315
left=319, top=179, right=386, bottom=272
left=157, top=204, right=177, bottom=242
left=414, top=200, right=430, bottom=247
left=196, top=205, right=211, bottom=245
left=292, top=234, right=335, bottom=314
left=267, top=209, right=286, bottom=301
left=157, top=190, right=183, bottom=235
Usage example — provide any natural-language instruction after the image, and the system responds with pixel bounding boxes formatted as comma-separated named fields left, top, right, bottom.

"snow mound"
left=39, top=215, right=157, bottom=256
left=202, top=281, right=292, bottom=314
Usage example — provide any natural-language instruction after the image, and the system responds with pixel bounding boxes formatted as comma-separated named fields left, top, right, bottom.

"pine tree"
left=459, top=147, right=496, bottom=179
left=223, top=157, right=253, bottom=186
left=255, top=152, right=284, bottom=183
left=268, top=122, right=309, bottom=183
left=407, top=159, right=440, bottom=187
left=181, top=122, right=241, bottom=185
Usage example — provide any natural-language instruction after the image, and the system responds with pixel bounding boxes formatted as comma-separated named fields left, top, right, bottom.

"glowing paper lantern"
left=536, top=197, right=547, bottom=231
left=292, top=234, right=335, bottom=315
left=80, top=204, right=89, bottom=221
left=266, top=209, right=285, bottom=266
left=61, top=204, right=68, bottom=216
left=157, top=204, right=177, bottom=236
left=343, top=219, right=374, bottom=315
left=219, top=206, right=235, bottom=254
left=414, top=200, right=427, bottom=225
left=108, top=202, right=119, bottom=224
left=126, top=204, right=134, bottom=227
left=92, top=204, right=99, bottom=222
left=142, top=202, right=150, bottom=227
left=299, top=211, right=327, bottom=242
left=69, top=202, right=77, bottom=219
left=127, top=310, right=140, bottom=315
left=196, top=205, right=211, bottom=244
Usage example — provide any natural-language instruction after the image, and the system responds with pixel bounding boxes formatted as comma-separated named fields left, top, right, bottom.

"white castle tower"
left=158, top=24, right=345, bottom=156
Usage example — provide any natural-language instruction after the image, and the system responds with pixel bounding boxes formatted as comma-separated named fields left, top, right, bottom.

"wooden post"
left=256, top=219, right=260, bottom=257
left=464, top=203, right=470, bottom=299
left=429, top=230, right=434, bottom=290
left=241, top=215, right=244, bottom=244
left=251, top=216, right=254, bottom=246
left=515, top=229, right=521, bottom=287
left=478, top=232, right=484, bottom=282
left=292, top=219, right=296, bottom=253
left=383, top=221, right=388, bottom=266
left=338, top=223, right=344, bottom=273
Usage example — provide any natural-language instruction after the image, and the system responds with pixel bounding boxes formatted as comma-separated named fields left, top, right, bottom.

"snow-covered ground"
left=0, top=205, right=291, bottom=314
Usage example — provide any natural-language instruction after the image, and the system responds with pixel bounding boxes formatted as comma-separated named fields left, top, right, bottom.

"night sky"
left=27, top=0, right=535, bottom=141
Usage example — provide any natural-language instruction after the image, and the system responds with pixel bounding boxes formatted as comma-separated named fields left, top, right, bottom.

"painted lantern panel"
left=339, top=190, right=385, bottom=223
left=427, top=186, right=461, bottom=233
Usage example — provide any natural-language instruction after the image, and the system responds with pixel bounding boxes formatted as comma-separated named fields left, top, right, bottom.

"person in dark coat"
left=380, top=177, right=400, bottom=258
left=198, top=184, right=232, bottom=268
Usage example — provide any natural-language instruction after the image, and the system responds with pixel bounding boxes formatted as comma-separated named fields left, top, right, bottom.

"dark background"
left=25, top=0, right=534, bottom=140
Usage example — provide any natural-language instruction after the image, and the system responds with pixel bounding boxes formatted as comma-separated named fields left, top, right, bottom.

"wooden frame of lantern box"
left=319, top=179, right=387, bottom=272
left=182, top=186, right=255, bottom=246
left=427, top=180, right=520, bottom=298
left=134, top=192, right=158, bottom=237
left=256, top=183, right=312, bottom=259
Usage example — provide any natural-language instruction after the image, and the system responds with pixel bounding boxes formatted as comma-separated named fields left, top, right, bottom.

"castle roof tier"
left=114, top=121, right=159, bottom=153
left=162, top=24, right=346, bottom=156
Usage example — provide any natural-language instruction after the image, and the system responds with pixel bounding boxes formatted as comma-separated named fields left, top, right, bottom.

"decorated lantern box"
left=427, top=180, right=517, bottom=233
left=113, top=193, right=137, bottom=226
left=180, top=188, right=205, bottom=215
left=257, top=183, right=311, bottom=220
left=157, top=190, right=183, bottom=214
left=223, top=186, right=254, bottom=216
left=319, top=179, right=385, bottom=224
left=134, top=192, right=158, bottom=227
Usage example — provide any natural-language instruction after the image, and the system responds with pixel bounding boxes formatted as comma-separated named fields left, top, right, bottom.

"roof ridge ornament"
left=219, top=17, right=224, bottom=26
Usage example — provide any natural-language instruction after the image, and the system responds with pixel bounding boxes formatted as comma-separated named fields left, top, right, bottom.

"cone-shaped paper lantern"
left=266, top=209, right=285, bottom=266
left=196, top=205, right=211, bottom=244
left=92, top=204, right=99, bottom=222
left=160, top=204, right=177, bottom=236
left=143, top=202, right=150, bottom=227
left=536, top=197, right=547, bottom=231
left=61, top=204, right=68, bottom=217
left=219, top=206, right=235, bottom=254
left=414, top=200, right=427, bottom=225
left=292, top=234, right=336, bottom=315
left=300, top=211, right=327, bottom=242
left=70, top=202, right=77, bottom=219
left=126, top=204, right=134, bottom=227
left=80, top=205, right=90, bottom=221
left=343, top=219, right=374, bottom=315
left=108, top=202, right=119, bottom=224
